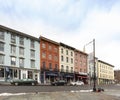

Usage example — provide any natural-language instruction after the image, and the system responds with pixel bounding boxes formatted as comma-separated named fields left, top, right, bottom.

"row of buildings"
left=0, top=25, right=114, bottom=85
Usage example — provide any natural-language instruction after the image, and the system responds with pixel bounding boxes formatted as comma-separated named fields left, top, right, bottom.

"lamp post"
left=84, top=39, right=96, bottom=92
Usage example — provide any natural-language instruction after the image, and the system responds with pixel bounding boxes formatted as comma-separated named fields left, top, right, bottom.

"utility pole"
left=93, top=39, right=96, bottom=92
left=84, top=39, right=96, bottom=92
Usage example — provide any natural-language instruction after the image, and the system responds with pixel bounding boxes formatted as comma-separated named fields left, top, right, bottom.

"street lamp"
left=84, top=39, right=96, bottom=92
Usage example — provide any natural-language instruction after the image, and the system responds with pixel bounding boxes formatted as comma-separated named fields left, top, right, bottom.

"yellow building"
left=97, top=60, right=114, bottom=84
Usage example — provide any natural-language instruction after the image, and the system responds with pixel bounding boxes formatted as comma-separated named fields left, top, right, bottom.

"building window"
left=71, top=58, right=73, bottom=64
left=42, top=61, right=46, bottom=69
left=31, top=60, right=35, bottom=68
left=0, top=31, right=4, bottom=40
left=19, top=37, right=24, bottom=45
left=80, top=69, right=82, bottom=72
left=0, top=54, right=4, bottom=64
left=54, top=55, right=58, bottom=62
left=61, top=48, right=63, bottom=54
left=84, top=69, right=86, bottom=73
left=0, top=68, right=4, bottom=77
left=23, top=73, right=26, bottom=79
left=71, top=67, right=73, bottom=73
left=14, top=69, right=18, bottom=78
left=66, top=50, right=68, bottom=55
left=19, top=58, right=24, bottom=68
left=54, top=47, right=58, bottom=52
left=0, top=42, right=4, bottom=52
left=66, top=66, right=69, bottom=72
left=49, top=63, right=52, bottom=69
left=30, top=40, right=35, bottom=49
left=66, top=57, right=69, bottom=63
left=11, top=57, right=16, bottom=66
left=80, top=61, right=82, bottom=66
left=55, top=64, right=58, bottom=70
left=61, top=56, right=64, bottom=61
left=49, top=45, right=52, bottom=50
left=11, top=34, right=16, bottom=43
left=19, top=47, right=24, bottom=56
left=42, top=52, right=46, bottom=58
left=71, top=52, right=73, bottom=56
left=42, top=43, right=46, bottom=48
left=61, top=65, right=64, bottom=72
left=11, top=45, right=16, bottom=55
left=31, top=50, right=35, bottom=58
left=48, top=54, right=52, bottom=60
left=28, top=71, right=33, bottom=79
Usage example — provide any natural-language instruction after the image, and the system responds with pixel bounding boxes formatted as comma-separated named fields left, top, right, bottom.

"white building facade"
left=59, top=43, right=75, bottom=83
left=0, top=25, right=40, bottom=83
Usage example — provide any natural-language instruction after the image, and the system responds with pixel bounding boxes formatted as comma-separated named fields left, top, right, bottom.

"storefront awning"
left=65, top=75, right=73, bottom=78
left=47, top=73, right=57, bottom=76
left=77, top=76, right=88, bottom=78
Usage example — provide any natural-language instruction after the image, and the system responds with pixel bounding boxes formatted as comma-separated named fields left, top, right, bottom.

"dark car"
left=51, top=80, right=67, bottom=86
left=10, top=79, right=38, bottom=86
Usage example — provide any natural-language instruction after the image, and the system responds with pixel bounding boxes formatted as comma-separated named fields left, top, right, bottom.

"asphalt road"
left=0, top=84, right=120, bottom=93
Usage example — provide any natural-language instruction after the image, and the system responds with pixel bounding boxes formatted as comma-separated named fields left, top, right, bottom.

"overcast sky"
left=0, top=0, right=120, bottom=69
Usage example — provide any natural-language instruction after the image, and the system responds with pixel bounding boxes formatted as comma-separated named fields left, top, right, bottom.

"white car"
left=70, top=81, right=84, bottom=86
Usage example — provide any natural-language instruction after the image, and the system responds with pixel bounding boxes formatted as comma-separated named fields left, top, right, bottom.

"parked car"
left=70, top=81, right=84, bottom=86
left=10, top=79, right=38, bottom=86
left=51, top=80, right=67, bottom=86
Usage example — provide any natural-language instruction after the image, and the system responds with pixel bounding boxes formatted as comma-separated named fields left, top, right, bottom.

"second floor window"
left=31, top=60, right=35, bottom=68
left=11, top=34, right=16, bottom=43
left=61, top=65, right=64, bottom=71
left=0, top=42, right=4, bottom=52
left=0, top=54, right=4, bottom=64
left=42, top=61, right=46, bottom=68
left=49, top=63, right=52, bottom=69
left=55, top=64, right=58, bottom=70
left=71, top=67, right=73, bottom=72
left=19, top=58, right=24, bottom=68
left=66, top=66, right=69, bottom=72
left=11, top=57, right=16, bottom=66
left=11, top=45, right=16, bottom=54
left=0, top=31, right=4, bottom=40
left=54, top=55, right=58, bottom=62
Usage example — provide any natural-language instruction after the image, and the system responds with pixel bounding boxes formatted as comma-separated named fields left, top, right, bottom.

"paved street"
left=0, top=84, right=120, bottom=100
left=0, top=84, right=118, bottom=93
left=0, top=89, right=120, bottom=100
left=0, top=84, right=120, bottom=93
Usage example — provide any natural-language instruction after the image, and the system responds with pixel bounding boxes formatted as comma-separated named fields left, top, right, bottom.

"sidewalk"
left=0, top=81, right=11, bottom=86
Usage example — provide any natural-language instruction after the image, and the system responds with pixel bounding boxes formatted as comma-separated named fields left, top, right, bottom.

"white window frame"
left=0, top=42, right=4, bottom=52
left=0, top=54, right=4, bottom=64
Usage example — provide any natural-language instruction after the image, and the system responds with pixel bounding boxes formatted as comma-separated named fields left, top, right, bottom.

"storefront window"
left=0, top=68, right=4, bottom=77
left=14, top=69, right=17, bottom=78
left=28, top=71, right=33, bottom=79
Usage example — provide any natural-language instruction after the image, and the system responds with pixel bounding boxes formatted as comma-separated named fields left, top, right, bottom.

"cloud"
left=0, top=0, right=120, bottom=69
